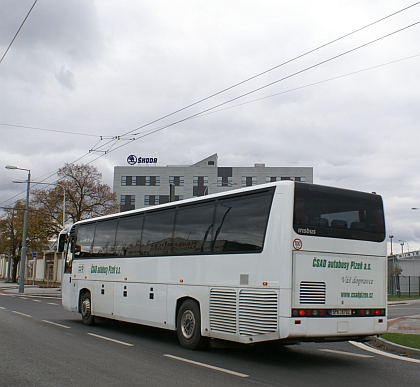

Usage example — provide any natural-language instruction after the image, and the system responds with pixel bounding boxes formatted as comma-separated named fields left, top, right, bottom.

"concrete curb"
left=370, top=336, right=420, bottom=359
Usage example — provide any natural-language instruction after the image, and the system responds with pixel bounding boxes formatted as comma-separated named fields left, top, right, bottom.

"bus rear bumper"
left=282, top=316, right=387, bottom=340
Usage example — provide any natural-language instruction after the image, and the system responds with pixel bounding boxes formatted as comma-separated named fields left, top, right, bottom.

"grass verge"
left=381, top=333, right=420, bottom=350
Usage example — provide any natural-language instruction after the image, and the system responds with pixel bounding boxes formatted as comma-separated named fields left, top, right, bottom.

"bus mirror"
left=57, top=234, right=66, bottom=253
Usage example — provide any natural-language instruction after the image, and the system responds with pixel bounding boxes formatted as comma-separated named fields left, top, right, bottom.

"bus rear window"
left=293, top=183, right=385, bottom=242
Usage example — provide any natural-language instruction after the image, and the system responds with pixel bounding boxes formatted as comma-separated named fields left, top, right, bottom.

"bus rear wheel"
left=176, top=300, right=209, bottom=350
left=80, top=291, right=95, bottom=326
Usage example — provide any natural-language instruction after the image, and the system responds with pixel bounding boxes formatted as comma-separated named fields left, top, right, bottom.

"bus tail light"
left=292, top=308, right=385, bottom=317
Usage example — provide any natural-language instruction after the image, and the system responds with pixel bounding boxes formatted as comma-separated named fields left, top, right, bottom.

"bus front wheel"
left=176, top=300, right=209, bottom=350
left=80, top=291, right=95, bottom=326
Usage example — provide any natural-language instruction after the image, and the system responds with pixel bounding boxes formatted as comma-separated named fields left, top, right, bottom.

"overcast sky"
left=1, top=0, right=419, bottom=253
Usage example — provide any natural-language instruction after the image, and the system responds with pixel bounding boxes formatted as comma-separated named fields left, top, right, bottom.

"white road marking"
left=87, top=333, right=134, bottom=347
left=20, top=297, right=28, bottom=300
left=42, top=320, right=71, bottom=329
left=319, top=349, right=374, bottom=358
left=47, top=302, right=58, bottom=305
left=32, top=299, right=41, bottom=303
left=12, top=311, right=32, bottom=318
left=350, top=341, right=420, bottom=364
left=0, top=306, right=5, bottom=310
left=164, top=354, right=249, bottom=378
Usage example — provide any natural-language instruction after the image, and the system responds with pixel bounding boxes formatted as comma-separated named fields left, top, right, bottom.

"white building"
left=388, top=251, right=420, bottom=277
left=114, top=153, right=313, bottom=211
left=388, top=251, right=420, bottom=295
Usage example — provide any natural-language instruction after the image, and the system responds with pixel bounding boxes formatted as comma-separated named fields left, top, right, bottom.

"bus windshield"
left=293, top=182, right=385, bottom=242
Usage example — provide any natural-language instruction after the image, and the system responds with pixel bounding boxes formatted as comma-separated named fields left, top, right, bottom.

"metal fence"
left=388, top=275, right=420, bottom=297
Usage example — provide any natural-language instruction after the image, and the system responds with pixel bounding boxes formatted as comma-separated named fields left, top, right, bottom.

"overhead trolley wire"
left=0, top=123, right=101, bottom=138
left=2, top=3, right=418, bottom=207
left=4, top=37, right=413, bottom=209
left=101, top=21, right=420, bottom=157
left=191, top=54, right=420, bottom=119
left=119, top=2, right=420, bottom=138
left=81, top=20, right=420, bottom=169
left=3, top=2, right=418, bottom=150
left=0, top=0, right=38, bottom=64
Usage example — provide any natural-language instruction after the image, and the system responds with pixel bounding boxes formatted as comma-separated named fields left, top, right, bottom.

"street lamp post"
left=204, top=183, right=216, bottom=195
left=5, top=165, right=31, bottom=293
left=389, top=235, right=394, bottom=255
left=398, top=240, right=409, bottom=254
left=13, top=180, right=67, bottom=284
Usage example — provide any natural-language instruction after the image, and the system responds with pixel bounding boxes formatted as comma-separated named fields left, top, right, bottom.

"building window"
left=144, top=195, right=172, bottom=205
left=281, top=177, right=291, bottom=181
left=218, top=176, right=233, bottom=187
left=120, top=195, right=135, bottom=211
left=170, top=176, right=184, bottom=186
left=242, top=176, right=257, bottom=187
left=121, top=176, right=127, bottom=186
left=193, top=176, right=208, bottom=196
left=135, top=176, right=160, bottom=186
left=295, top=177, right=306, bottom=182
left=193, top=176, right=208, bottom=186
left=131, top=176, right=137, bottom=186
left=208, top=161, right=215, bottom=166
left=145, top=195, right=159, bottom=205
left=266, top=177, right=280, bottom=183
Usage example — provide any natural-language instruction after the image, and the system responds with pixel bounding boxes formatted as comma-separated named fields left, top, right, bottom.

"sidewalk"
left=0, top=279, right=62, bottom=297
left=387, top=299, right=420, bottom=335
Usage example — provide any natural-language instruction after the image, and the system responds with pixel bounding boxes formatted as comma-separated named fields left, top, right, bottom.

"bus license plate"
left=331, top=309, right=351, bottom=316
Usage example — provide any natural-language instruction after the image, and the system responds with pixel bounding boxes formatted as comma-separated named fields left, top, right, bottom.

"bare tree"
left=31, top=186, right=67, bottom=237
left=57, top=163, right=119, bottom=222
left=1, top=164, right=119, bottom=281
left=0, top=201, right=50, bottom=282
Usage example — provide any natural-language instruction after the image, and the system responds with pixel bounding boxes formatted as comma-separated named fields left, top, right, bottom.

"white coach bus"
left=61, top=181, right=387, bottom=349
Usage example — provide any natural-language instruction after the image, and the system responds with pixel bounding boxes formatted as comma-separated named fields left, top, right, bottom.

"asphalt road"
left=387, top=302, right=420, bottom=319
left=1, top=293, right=419, bottom=387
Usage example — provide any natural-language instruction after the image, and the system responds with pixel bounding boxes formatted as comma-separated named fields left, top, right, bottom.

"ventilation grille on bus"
left=209, top=288, right=278, bottom=336
left=299, top=281, right=326, bottom=304
left=238, top=290, right=278, bottom=336
left=210, top=288, right=237, bottom=334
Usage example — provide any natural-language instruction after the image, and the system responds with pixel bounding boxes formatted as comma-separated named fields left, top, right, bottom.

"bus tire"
left=80, top=291, right=95, bottom=326
left=176, top=300, right=209, bottom=350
